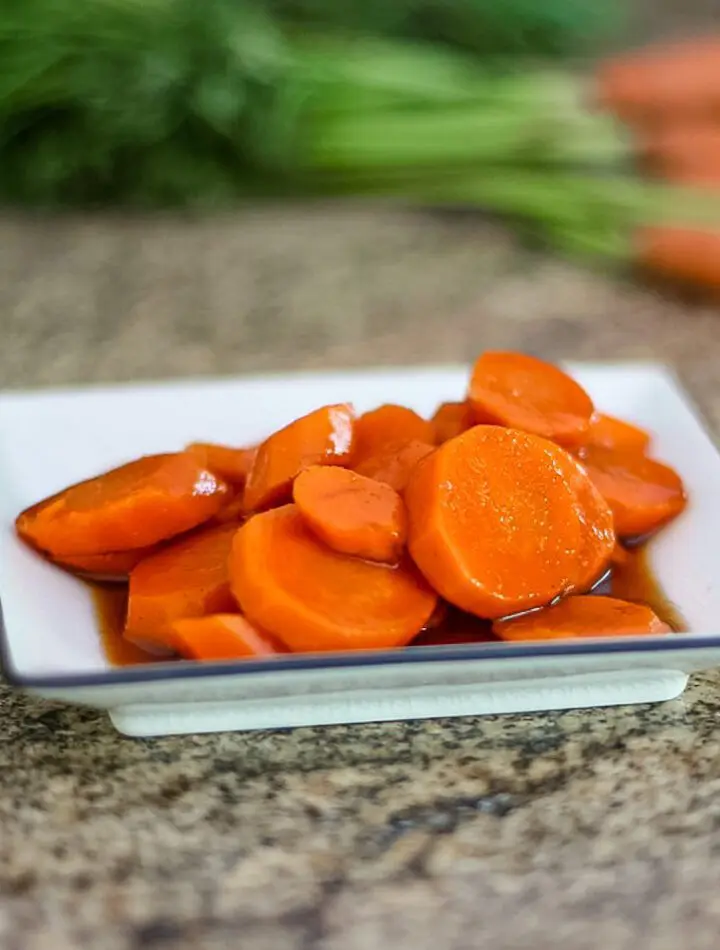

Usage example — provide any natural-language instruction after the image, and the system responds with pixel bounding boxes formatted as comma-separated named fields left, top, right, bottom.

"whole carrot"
left=596, top=38, right=720, bottom=123
left=642, top=125, right=720, bottom=185
left=636, top=226, right=720, bottom=294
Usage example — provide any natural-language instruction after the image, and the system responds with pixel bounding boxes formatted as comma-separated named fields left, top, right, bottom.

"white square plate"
left=1, top=363, right=719, bottom=737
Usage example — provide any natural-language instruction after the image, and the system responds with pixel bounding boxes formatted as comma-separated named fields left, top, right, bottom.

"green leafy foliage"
left=0, top=0, right=624, bottom=207
left=260, top=0, right=622, bottom=58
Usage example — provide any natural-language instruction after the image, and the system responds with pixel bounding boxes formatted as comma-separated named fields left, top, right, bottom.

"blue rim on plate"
left=1, top=589, right=715, bottom=691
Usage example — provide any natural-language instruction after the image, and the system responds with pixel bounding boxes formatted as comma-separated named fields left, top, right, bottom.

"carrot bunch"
left=593, top=35, right=720, bottom=294
left=16, top=352, right=687, bottom=663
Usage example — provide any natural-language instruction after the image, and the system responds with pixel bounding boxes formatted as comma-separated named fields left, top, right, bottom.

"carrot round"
left=467, top=352, right=594, bottom=446
left=493, top=595, right=671, bottom=640
left=293, top=465, right=407, bottom=564
left=124, top=522, right=238, bottom=652
left=354, top=439, right=435, bottom=494
left=243, top=403, right=355, bottom=513
left=636, top=226, right=720, bottom=295
left=582, top=413, right=651, bottom=454
left=596, top=40, right=720, bottom=123
left=431, top=401, right=475, bottom=444
left=211, top=492, right=248, bottom=525
left=187, top=442, right=257, bottom=486
left=353, top=404, right=435, bottom=465
left=229, top=505, right=437, bottom=653
left=15, top=452, right=229, bottom=557
left=171, top=614, right=282, bottom=661
left=580, top=445, right=687, bottom=538
left=405, top=425, right=615, bottom=619
left=53, top=547, right=157, bottom=582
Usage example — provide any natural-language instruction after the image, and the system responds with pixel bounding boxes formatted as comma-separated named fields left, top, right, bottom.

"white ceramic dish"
left=1, top=362, right=719, bottom=737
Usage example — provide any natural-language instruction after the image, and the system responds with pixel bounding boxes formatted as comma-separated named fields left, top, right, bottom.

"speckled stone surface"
left=2, top=196, right=720, bottom=947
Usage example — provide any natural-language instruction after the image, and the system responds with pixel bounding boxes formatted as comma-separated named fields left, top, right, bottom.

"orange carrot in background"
left=431, top=400, right=475, bottom=444
left=293, top=465, right=407, bottom=564
left=582, top=413, right=651, bottom=454
left=493, top=595, right=671, bottom=640
left=243, top=403, right=355, bottom=512
left=230, top=504, right=437, bottom=653
left=15, top=452, right=229, bottom=556
left=596, top=38, right=720, bottom=123
left=405, top=425, right=615, bottom=619
left=636, top=226, right=720, bottom=295
left=641, top=125, right=720, bottom=183
left=580, top=445, right=687, bottom=538
left=467, top=351, right=594, bottom=446
left=353, top=439, right=435, bottom=493
left=171, top=614, right=283, bottom=661
left=352, top=404, right=435, bottom=465
left=187, top=442, right=257, bottom=486
left=124, top=522, right=238, bottom=653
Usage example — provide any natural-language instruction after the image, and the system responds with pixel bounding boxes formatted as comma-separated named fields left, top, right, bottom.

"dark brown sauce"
left=93, top=542, right=686, bottom=666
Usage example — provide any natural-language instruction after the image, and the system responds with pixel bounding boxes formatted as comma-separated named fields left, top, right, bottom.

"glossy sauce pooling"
left=93, top=542, right=685, bottom=666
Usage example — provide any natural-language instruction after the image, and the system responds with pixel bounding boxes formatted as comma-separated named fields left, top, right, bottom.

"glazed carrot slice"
left=243, top=403, right=355, bottom=512
left=211, top=492, right=248, bottom=525
left=582, top=413, right=651, bottom=454
left=187, top=442, right=257, bottom=485
left=53, top=547, right=156, bottom=582
left=353, top=404, right=435, bottom=465
left=405, top=426, right=615, bottom=619
left=293, top=465, right=407, bottom=564
left=493, top=595, right=671, bottom=640
left=171, top=614, right=282, bottom=661
left=467, top=352, right=594, bottom=447
left=230, top=505, right=437, bottom=653
left=610, top=541, right=630, bottom=567
left=431, top=400, right=475, bottom=444
left=354, top=439, right=435, bottom=493
left=124, top=522, right=238, bottom=652
left=580, top=445, right=687, bottom=538
left=16, top=452, right=229, bottom=557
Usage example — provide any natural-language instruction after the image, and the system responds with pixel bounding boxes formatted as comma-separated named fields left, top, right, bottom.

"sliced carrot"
left=580, top=445, right=687, bottom=538
left=405, top=425, right=615, bottom=619
left=53, top=547, right=156, bottom=582
left=493, top=595, right=671, bottom=640
left=187, top=442, right=257, bottom=486
left=243, top=403, right=355, bottom=513
left=124, top=522, right=238, bottom=652
left=16, top=452, right=229, bottom=557
left=467, top=352, right=594, bottom=447
left=431, top=400, right=475, bottom=444
left=596, top=39, right=720, bottom=123
left=582, top=413, right=651, bottom=454
left=354, top=439, right=435, bottom=493
left=229, top=505, right=437, bottom=653
left=610, top=541, right=630, bottom=567
left=293, top=465, right=406, bottom=564
left=211, top=492, right=248, bottom=525
left=171, top=614, right=283, bottom=661
left=636, top=226, right=720, bottom=296
left=353, top=404, right=435, bottom=465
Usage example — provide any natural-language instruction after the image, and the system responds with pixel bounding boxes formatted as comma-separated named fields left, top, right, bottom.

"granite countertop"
left=2, top=206, right=720, bottom=950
